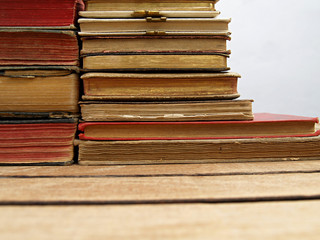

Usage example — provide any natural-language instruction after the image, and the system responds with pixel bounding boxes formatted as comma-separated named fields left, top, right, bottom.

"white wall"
left=218, top=0, right=320, bottom=117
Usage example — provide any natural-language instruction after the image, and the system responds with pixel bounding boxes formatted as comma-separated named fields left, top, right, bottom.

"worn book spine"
left=77, top=135, right=320, bottom=165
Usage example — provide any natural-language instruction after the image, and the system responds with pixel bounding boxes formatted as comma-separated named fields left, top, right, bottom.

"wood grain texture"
left=1, top=201, right=320, bottom=239
left=1, top=160, right=320, bottom=177
left=1, top=173, right=320, bottom=203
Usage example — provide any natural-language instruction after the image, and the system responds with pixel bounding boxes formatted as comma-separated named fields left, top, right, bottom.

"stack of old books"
left=0, top=0, right=83, bottom=165
left=77, top=0, right=320, bottom=165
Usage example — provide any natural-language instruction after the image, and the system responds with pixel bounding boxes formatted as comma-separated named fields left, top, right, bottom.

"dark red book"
left=78, top=113, right=320, bottom=140
left=0, top=30, right=79, bottom=66
left=0, top=0, right=84, bottom=28
left=0, top=119, right=77, bottom=165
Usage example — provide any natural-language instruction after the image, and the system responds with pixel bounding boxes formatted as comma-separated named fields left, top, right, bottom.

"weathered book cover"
left=82, top=51, right=230, bottom=71
left=81, top=35, right=230, bottom=54
left=0, top=119, right=77, bottom=165
left=77, top=133, right=320, bottom=165
left=78, top=113, right=320, bottom=140
left=0, top=30, right=79, bottom=66
left=0, top=66, right=80, bottom=117
left=79, top=100, right=254, bottom=122
left=78, top=18, right=231, bottom=36
left=0, top=0, right=84, bottom=29
left=81, top=72, right=240, bottom=100
left=83, top=0, right=219, bottom=12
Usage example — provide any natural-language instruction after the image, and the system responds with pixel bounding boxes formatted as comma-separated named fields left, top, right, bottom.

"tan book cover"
left=81, top=35, right=230, bottom=54
left=83, top=0, right=219, bottom=12
left=82, top=52, right=229, bottom=71
left=81, top=72, right=239, bottom=100
left=80, top=100, right=254, bottom=122
left=78, top=18, right=231, bottom=36
left=0, top=67, right=80, bottom=115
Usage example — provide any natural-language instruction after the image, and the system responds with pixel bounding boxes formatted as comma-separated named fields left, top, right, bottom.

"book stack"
left=76, top=0, right=320, bottom=165
left=0, top=0, right=83, bottom=165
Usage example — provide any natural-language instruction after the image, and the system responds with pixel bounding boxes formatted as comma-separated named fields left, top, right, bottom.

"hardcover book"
left=0, top=29, right=79, bottom=66
left=0, top=119, right=77, bottom=165
left=81, top=72, right=240, bottom=101
left=0, top=66, right=80, bottom=117
left=81, top=35, right=230, bottom=54
left=0, top=0, right=84, bottom=29
left=82, top=52, right=229, bottom=71
left=78, top=113, right=320, bottom=141
left=79, top=10, right=220, bottom=18
left=79, top=100, right=254, bottom=122
left=82, top=0, right=219, bottom=12
left=77, top=134, right=320, bottom=165
left=78, top=18, right=230, bottom=36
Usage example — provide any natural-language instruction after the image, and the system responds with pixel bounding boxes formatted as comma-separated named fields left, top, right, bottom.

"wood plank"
left=1, top=173, right=320, bottom=203
left=1, top=160, right=320, bottom=177
left=0, top=201, right=320, bottom=239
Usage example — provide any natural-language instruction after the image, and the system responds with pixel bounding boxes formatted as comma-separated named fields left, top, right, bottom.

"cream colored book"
left=81, top=72, right=240, bottom=100
left=83, top=0, right=219, bottom=12
left=81, top=35, right=230, bottom=54
left=78, top=18, right=231, bottom=36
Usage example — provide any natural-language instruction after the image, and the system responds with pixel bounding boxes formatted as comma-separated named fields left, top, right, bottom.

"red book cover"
left=0, top=30, right=79, bottom=66
left=0, top=120, right=77, bottom=165
left=0, top=0, right=84, bottom=28
left=78, top=113, right=320, bottom=140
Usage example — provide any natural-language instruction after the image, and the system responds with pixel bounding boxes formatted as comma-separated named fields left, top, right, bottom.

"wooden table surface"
left=1, top=160, right=320, bottom=239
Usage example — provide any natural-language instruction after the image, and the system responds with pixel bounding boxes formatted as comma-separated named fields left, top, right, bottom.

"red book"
left=0, top=119, right=77, bottom=165
left=0, top=0, right=84, bottom=28
left=78, top=113, right=320, bottom=141
left=0, top=30, right=79, bottom=66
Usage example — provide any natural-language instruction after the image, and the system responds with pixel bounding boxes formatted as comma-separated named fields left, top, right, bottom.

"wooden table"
left=1, top=160, right=320, bottom=239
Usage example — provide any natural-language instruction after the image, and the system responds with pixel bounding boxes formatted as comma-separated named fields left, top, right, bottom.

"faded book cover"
left=0, top=66, right=80, bottom=117
left=0, top=119, right=78, bottom=165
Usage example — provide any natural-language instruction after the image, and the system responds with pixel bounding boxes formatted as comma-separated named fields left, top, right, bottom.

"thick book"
left=81, top=72, right=240, bottom=101
left=77, top=134, right=320, bottom=165
left=79, top=100, right=254, bottom=122
left=78, top=18, right=230, bottom=36
left=82, top=0, right=219, bottom=12
left=0, top=29, right=79, bottom=66
left=0, top=119, right=77, bottom=165
left=81, top=35, right=230, bottom=54
left=78, top=113, right=320, bottom=140
left=0, top=0, right=84, bottom=29
left=0, top=67, right=80, bottom=117
left=82, top=52, right=229, bottom=71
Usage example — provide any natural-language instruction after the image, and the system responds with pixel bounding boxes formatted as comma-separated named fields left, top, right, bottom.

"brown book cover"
left=81, top=35, right=230, bottom=54
left=79, top=100, right=253, bottom=122
left=77, top=133, right=320, bottom=165
left=82, top=51, right=230, bottom=72
left=0, top=66, right=80, bottom=116
left=81, top=72, right=240, bottom=100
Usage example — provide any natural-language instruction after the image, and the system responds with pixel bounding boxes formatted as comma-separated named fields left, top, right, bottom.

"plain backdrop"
left=218, top=0, right=320, bottom=117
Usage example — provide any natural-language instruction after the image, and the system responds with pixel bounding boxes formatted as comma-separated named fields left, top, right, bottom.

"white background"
left=218, top=0, right=320, bottom=117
